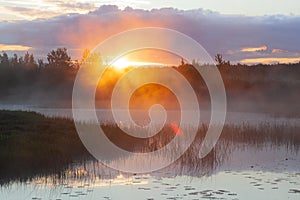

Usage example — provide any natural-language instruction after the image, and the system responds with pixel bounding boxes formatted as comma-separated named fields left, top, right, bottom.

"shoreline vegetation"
left=0, top=110, right=299, bottom=186
left=0, top=110, right=93, bottom=185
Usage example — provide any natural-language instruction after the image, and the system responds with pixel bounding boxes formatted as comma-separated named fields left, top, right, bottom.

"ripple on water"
left=289, top=189, right=300, bottom=194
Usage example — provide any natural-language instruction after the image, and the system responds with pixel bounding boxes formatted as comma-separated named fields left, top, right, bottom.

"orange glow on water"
left=171, top=123, right=183, bottom=136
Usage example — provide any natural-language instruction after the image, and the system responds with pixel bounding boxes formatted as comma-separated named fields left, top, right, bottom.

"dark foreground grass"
left=0, top=110, right=299, bottom=185
left=0, top=110, right=93, bottom=185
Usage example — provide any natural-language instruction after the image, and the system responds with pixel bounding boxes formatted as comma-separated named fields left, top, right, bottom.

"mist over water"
left=1, top=62, right=300, bottom=117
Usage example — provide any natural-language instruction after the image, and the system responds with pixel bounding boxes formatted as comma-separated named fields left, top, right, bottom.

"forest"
left=0, top=48, right=299, bottom=117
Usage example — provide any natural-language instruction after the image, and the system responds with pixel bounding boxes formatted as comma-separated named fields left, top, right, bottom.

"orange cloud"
left=271, top=48, right=289, bottom=54
left=0, top=44, right=32, bottom=51
left=240, top=57, right=300, bottom=64
left=58, top=11, right=167, bottom=59
left=241, top=45, right=267, bottom=52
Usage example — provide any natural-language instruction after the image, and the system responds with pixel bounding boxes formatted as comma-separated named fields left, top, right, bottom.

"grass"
left=0, top=110, right=299, bottom=185
left=0, top=110, right=92, bottom=185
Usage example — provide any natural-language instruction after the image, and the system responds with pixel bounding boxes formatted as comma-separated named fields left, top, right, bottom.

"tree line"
left=0, top=48, right=76, bottom=69
left=0, top=48, right=299, bottom=116
left=1, top=47, right=300, bottom=70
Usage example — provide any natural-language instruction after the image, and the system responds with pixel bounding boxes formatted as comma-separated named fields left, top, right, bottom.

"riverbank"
left=0, top=110, right=92, bottom=185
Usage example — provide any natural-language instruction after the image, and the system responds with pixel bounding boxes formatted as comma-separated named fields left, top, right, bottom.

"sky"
left=1, top=0, right=300, bottom=21
left=0, top=0, right=300, bottom=64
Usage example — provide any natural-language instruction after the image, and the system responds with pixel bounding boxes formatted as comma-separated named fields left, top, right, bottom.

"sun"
left=112, top=56, right=166, bottom=70
left=113, top=57, right=132, bottom=69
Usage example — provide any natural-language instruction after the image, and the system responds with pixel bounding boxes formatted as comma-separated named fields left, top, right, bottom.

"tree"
left=215, top=54, right=224, bottom=65
left=24, top=52, right=30, bottom=64
left=47, top=47, right=71, bottom=68
left=24, top=52, right=36, bottom=69
left=81, top=49, right=90, bottom=63
left=29, top=54, right=36, bottom=68
left=18, top=56, right=24, bottom=66
left=0, top=52, right=9, bottom=67
left=38, top=59, right=45, bottom=68
left=81, top=50, right=102, bottom=67
left=81, top=49, right=102, bottom=64
left=11, top=53, right=18, bottom=67
left=215, top=53, right=230, bottom=67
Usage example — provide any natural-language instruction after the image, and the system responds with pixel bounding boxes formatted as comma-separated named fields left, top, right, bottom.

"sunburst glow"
left=113, top=57, right=132, bottom=69
left=112, top=57, right=166, bottom=70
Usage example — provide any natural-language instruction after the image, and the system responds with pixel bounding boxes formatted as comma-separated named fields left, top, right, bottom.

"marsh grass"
left=0, top=110, right=93, bottom=185
left=0, top=110, right=299, bottom=185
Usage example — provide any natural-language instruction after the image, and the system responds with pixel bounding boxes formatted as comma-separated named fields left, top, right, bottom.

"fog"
left=0, top=53, right=299, bottom=118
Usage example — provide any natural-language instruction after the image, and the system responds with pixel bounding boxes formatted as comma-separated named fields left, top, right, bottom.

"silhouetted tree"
left=215, top=53, right=230, bottom=67
left=83, top=50, right=102, bottom=65
left=11, top=54, right=18, bottom=67
left=23, top=52, right=36, bottom=69
left=18, top=56, right=24, bottom=66
left=215, top=54, right=224, bottom=65
left=38, top=59, right=45, bottom=68
left=0, top=52, right=9, bottom=67
left=24, top=52, right=30, bottom=64
left=81, top=49, right=90, bottom=63
left=47, top=48, right=71, bottom=68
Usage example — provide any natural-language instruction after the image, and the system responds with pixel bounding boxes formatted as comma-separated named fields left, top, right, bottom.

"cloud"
left=0, top=44, right=32, bottom=51
left=241, top=45, right=267, bottom=52
left=2, top=1, right=97, bottom=20
left=1, top=1, right=151, bottom=21
left=4, top=6, right=62, bottom=20
left=0, top=5, right=299, bottom=63
left=43, top=0, right=96, bottom=12
left=240, top=57, right=300, bottom=64
left=271, top=48, right=289, bottom=54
